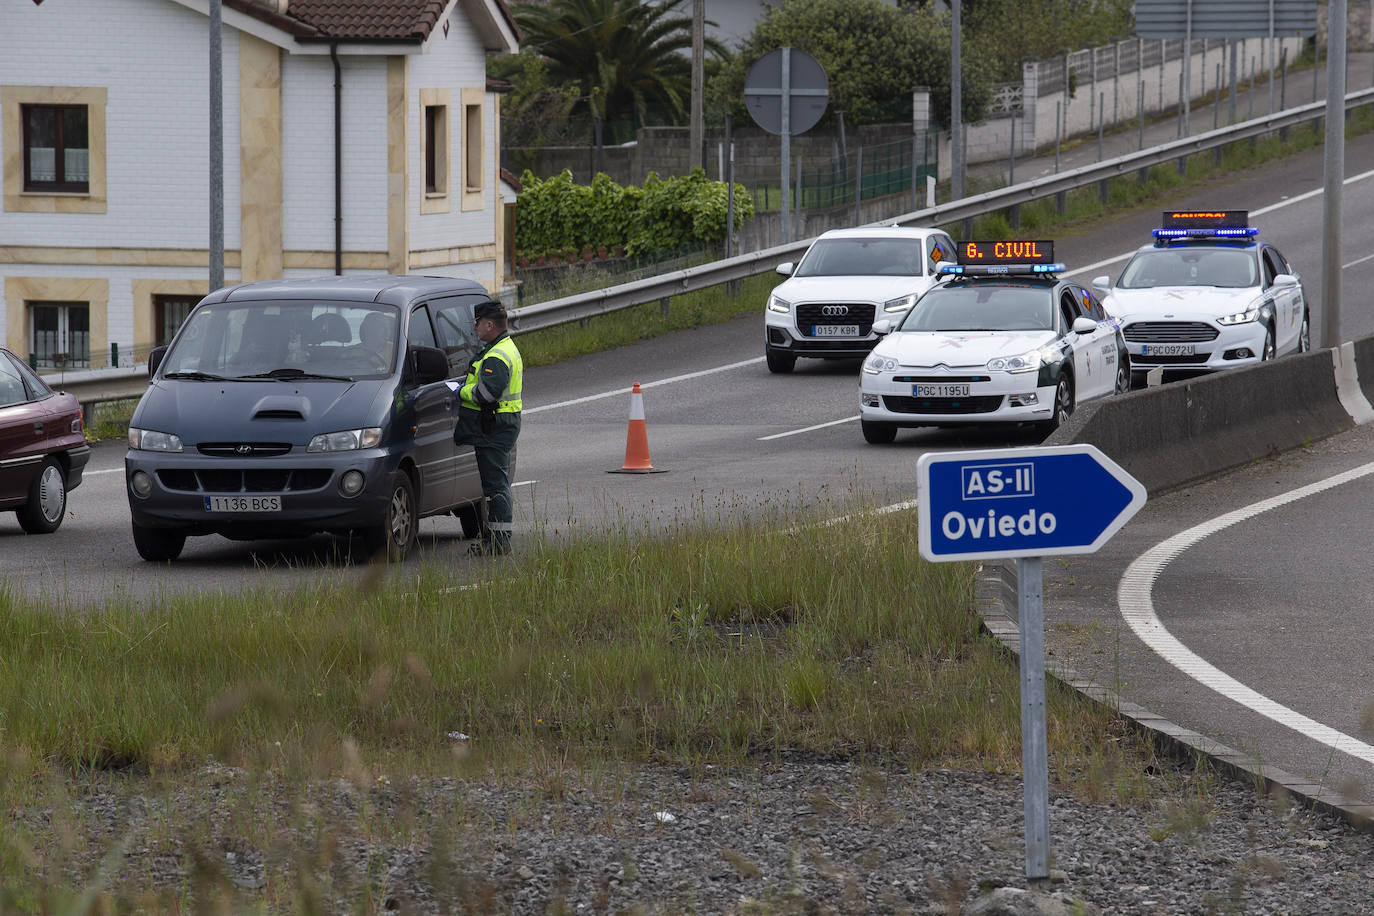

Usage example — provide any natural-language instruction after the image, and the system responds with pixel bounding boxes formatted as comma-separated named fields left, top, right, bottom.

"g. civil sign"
left=917, top=444, right=1146, bottom=562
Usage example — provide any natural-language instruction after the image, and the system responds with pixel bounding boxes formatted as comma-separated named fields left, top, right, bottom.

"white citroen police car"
left=764, top=226, right=958, bottom=373
left=1093, top=210, right=1309, bottom=383
left=859, top=240, right=1130, bottom=444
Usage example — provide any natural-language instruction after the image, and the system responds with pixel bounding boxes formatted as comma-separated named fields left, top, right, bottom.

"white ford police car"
left=859, top=240, right=1130, bottom=444
left=1093, top=210, right=1309, bottom=383
left=764, top=226, right=957, bottom=373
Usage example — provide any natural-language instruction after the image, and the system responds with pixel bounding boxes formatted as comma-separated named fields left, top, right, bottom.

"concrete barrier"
left=1046, top=346, right=1357, bottom=494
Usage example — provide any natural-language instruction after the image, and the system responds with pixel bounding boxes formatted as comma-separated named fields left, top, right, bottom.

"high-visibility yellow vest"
left=459, top=335, right=523, bottom=414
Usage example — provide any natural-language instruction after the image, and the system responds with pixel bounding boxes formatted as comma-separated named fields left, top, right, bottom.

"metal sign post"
left=917, top=444, right=1146, bottom=880
left=743, top=48, right=828, bottom=245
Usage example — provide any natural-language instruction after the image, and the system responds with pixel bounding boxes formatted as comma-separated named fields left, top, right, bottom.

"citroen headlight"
left=864, top=355, right=898, bottom=375
left=1216, top=304, right=1262, bottom=325
left=307, top=427, right=383, bottom=452
left=128, top=428, right=183, bottom=452
left=883, top=293, right=918, bottom=313
left=987, top=349, right=1045, bottom=373
left=767, top=293, right=792, bottom=314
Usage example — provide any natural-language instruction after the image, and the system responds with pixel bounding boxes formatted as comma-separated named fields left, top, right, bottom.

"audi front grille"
left=795, top=302, right=876, bottom=334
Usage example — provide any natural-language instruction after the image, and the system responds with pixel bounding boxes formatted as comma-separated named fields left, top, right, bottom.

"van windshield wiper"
left=238, top=367, right=355, bottom=382
left=162, top=370, right=229, bottom=381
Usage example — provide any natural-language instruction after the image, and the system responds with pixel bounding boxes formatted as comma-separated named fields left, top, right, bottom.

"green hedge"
left=516, top=168, right=754, bottom=261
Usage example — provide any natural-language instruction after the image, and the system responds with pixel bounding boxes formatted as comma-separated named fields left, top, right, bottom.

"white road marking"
left=85, top=467, right=123, bottom=475
left=1117, top=460, right=1374, bottom=766
left=524, top=357, right=764, bottom=415
left=757, top=415, right=858, bottom=441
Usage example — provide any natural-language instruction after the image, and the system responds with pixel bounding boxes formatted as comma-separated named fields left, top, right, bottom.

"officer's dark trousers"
left=455, top=408, right=520, bottom=553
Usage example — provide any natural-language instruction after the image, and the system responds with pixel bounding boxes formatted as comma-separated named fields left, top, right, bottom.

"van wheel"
left=455, top=502, right=484, bottom=539
left=861, top=420, right=897, bottom=444
left=132, top=523, right=186, bottom=561
left=364, top=471, right=416, bottom=561
left=17, top=458, right=66, bottom=534
left=766, top=350, right=796, bottom=374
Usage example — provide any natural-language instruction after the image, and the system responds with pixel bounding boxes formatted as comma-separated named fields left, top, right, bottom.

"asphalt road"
left=4, top=132, right=1374, bottom=812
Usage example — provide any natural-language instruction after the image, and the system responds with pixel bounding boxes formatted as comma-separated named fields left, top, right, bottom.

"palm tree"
left=513, top=0, right=725, bottom=141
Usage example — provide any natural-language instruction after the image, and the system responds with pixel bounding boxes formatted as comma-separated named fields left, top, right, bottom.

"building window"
left=424, top=104, right=448, bottom=196
left=30, top=302, right=90, bottom=369
left=154, top=295, right=198, bottom=347
left=464, top=103, right=482, bottom=192
left=22, top=104, right=89, bottom=192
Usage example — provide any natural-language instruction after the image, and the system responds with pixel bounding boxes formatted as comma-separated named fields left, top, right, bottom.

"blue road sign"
left=917, top=444, right=1146, bottom=562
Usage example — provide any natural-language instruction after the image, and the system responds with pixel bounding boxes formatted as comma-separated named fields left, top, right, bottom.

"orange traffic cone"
left=608, top=382, right=668, bottom=474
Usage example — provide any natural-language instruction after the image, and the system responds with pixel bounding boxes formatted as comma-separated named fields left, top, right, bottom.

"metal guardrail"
left=508, top=87, right=1374, bottom=335
left=47, top=87, right=1374, bottom=409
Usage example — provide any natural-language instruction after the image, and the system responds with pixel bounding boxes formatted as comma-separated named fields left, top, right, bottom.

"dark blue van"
left=125, top=275, right=499, bottom=561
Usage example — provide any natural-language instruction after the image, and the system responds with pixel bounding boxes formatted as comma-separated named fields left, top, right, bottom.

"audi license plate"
left=915, top=384, right=970, bottom=397
left=1141, top=343, right=1195, bottom=356
left=204, top=495, right=281, bottom=512
left=813, top=324, right=859, bottom=337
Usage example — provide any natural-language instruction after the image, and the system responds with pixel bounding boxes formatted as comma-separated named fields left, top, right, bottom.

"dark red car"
left=0, top=347, right=90, bottom=533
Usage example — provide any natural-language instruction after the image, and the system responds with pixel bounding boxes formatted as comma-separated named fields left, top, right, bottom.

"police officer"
left=454, top=301, right=523, bottom=555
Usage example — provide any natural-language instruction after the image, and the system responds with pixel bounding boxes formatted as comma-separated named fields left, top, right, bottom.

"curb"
left=974, top=560, right=1374, bottom=829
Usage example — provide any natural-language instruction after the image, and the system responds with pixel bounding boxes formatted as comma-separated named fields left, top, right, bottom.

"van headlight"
left=308, top=427, right=383, bottom=452
left=864, top=355, right=898, bottom=375
left=1216, top=304, right=1262, bottom=325
left=883, top=293, right=918, bottom=313
left=128, top=428, right=183, bottom=452
left=767, top=293, right=791, bottom=313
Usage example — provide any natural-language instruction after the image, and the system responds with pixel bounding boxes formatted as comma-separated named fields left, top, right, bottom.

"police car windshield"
left=1118, top=247, right=1258, bottom=289
left=794, top=238, right=925, bottom=277
left=900, top=284, right=1054, bottom=332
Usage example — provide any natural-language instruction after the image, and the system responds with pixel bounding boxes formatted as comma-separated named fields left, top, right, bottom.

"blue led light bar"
left=940, top=263, right=1066, bottom=276
left=1153, top=227, right=1259, bottom=239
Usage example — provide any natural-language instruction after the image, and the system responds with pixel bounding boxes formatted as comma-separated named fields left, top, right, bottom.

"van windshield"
left=161, top=301, right=400, bottom=380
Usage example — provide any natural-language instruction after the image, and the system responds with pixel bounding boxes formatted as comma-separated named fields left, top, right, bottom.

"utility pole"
left=951, top=0, right=963, bottom=200
left=209, top=0, right=224, bottom=293
left=691, top=0, right=705, bottom=171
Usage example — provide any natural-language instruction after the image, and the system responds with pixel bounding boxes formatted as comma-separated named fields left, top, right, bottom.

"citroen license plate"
left=813, top=324, right=859, bottom=337
left=204, top=495, right=281, bottom=512
left=915, top=384, right=970, bottom=397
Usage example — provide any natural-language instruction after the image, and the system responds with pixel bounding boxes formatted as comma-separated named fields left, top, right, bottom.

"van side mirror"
left=148, top=346, right=167, bottom=377
left=410, top=345, right=449, bottom=385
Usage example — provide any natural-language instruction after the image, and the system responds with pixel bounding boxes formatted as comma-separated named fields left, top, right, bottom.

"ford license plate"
left=1141, top=343, right=1195, bottom=356
left=205, top=495, right=281, bottom=512
left=916, top=384, right=970, bottom=397
left=813, top=324, right=859, bottom=337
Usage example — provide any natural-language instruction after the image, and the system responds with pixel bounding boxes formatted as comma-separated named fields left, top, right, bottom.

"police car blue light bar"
left=1153, top=209, right=1258, bottom=239
left=945, top=240, right=1062, bottom=275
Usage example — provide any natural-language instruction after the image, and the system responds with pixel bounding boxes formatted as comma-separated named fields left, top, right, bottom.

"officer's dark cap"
left=474, top=301, right=507, bottom=321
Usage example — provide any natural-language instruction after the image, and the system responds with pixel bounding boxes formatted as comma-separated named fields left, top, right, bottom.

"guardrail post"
left=660, top=297, right=670, bottom=318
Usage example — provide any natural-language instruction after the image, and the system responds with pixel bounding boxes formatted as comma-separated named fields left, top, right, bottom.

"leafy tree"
left=511, top=0, right=728, bottom=143
left=707, top=0, right=996, bottom=130
left=489, top=52, right=583, bottom=149
left=958, top=0, right=1135, bottom=83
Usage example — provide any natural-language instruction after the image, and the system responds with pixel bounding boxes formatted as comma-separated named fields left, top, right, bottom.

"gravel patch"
left=17, top=754, right=1373, bottom=914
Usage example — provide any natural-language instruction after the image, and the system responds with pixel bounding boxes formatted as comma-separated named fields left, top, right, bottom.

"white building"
left=0, top=0, right=518, bottom=370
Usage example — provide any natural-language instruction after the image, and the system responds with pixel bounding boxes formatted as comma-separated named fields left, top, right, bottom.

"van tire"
left=364, top=470, right=416, bottom=561
left=133, top=523, right=186, bottom=561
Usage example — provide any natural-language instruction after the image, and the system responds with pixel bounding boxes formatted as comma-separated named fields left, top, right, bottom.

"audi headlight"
left=767, top=293, right=792, bottom=314
left=883, top=293, right=918, bottom=313
left=864, top=355, right=898, bottom=375
left=308, top=427, right=383, bottom=452
left=987, top=349, right=1045, bottom=373
left=1216, top=304, right=1262, bottom=325
left=128, top=428, right=183, bottom=452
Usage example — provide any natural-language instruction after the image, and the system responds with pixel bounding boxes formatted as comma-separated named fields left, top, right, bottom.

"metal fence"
left=740, top=133, right=938, bottom=213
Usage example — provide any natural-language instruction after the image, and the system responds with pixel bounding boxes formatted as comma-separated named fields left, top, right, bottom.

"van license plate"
left=204, top=496, right=282, bottom=512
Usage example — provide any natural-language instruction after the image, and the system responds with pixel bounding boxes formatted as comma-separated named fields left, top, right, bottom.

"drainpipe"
left=331, top=42, right=342, bottom=275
